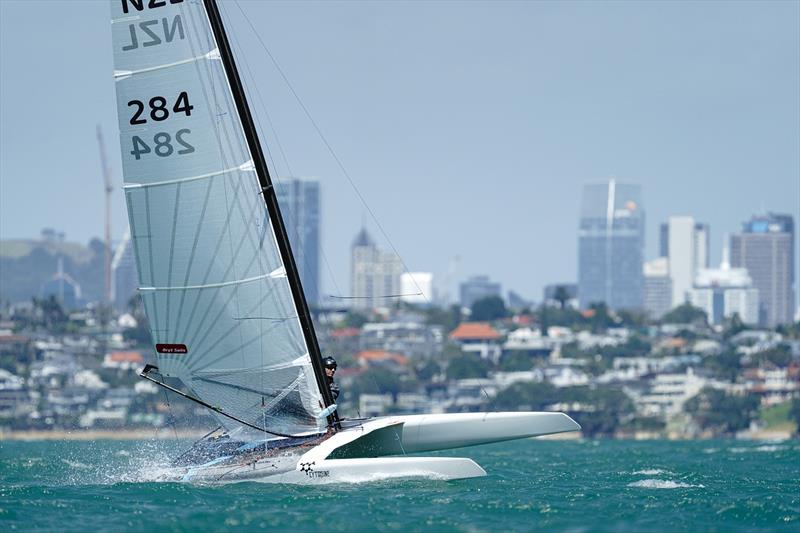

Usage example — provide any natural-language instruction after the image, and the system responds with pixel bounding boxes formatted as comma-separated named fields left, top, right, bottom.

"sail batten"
left=124, top=160, right=253, bottom=189
left=139, top=270, right=284, bottom=292
left=110, top=0, right=326, bottom=434
left=114, top=53, right=209, bottom=79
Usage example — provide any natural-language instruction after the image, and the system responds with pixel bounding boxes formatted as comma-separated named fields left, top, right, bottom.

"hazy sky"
left=1, top=0, right=798, bottom=303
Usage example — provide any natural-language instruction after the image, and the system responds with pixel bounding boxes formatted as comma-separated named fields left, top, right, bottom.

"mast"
left=202, top=0, right=338, bottom=427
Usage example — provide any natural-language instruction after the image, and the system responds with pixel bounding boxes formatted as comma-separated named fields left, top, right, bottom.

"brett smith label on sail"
left=155, top=344, right=188, bottom=354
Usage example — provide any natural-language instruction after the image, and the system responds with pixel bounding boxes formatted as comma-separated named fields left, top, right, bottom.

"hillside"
left=0, top=238, right=105, bottom=305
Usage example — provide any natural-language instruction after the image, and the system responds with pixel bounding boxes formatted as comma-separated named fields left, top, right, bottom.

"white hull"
left=168, top=411, right=580, bottom=484
left=182, top=457, right=486, bottom=484
left=395, top=412, right=581, bottom=453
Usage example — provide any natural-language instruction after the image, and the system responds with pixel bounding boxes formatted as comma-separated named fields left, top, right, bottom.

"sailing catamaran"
left=110, top=0, right=579, bottom=484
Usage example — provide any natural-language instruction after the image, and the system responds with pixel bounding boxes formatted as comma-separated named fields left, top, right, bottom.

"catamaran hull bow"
left=392, top=412, right=581, bottom=453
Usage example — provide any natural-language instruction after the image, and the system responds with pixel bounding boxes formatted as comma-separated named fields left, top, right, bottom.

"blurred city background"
left=0, top=0, right=798, bottom=438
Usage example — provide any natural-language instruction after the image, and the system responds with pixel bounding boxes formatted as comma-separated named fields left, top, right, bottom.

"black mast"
left=203, top=0, right=339, bottom=428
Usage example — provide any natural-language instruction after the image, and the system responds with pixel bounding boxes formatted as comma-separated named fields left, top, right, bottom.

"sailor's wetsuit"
left=327, top=376, right=340, bottom=402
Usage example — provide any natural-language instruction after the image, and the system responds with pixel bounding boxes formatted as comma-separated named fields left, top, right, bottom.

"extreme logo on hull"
left=156, top=344, right=188, bottom=354
left=300, top=462, right=330, bottom=478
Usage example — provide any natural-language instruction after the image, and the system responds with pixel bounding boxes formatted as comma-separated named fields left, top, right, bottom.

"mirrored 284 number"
left=128, top=91, right=193, bottom=125
left=130, top=129, right=194, bottom=160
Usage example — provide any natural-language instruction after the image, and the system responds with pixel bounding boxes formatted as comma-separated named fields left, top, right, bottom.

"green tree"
left=494, top=382, right=633, bottom=436
left=33, top=295, right=68, bottom=332
left=344, top=311, right=368, bottom=329
left=790, top=398, right=800, bottom=434
left=538, top=304, right=550, bottom=336
left=748, top=345, right=792, bottom=368
left=558, top=385, right=634, bottom=437
left=617, top=309, right=648, bottom=328
left=350, top=368, right=418, bottom=402
left=494, top=382, right=556, bottom=410
left=424, top=304, right=462, bottom=333
left=701, top=349, right=741, bottom=381
left=415, top=359, right=442, bottom=381
left=499, top=352, right=534, bottom=372
left=446, top=353, right=491, bottom=380
left=776, top=321, right=800, bottom=339
left=684, top=387, right=759, bottom=435
left=722, top=312, right=747, bottom=339
left=588, top=302, right=616, bottom=332
left=470, top=296, right=507, bottom=321
left=539, top=306, right=585, bottom=328
left=553, top=285, right=571, bottom=309
left=662, top=303, right=707, bottom=325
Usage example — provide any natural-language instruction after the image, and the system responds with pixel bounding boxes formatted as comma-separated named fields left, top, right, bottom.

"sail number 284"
left=130, top=130, right=194, bottom=160
left=128, top=91, right=195, bottom=160
left=128, top=91, right=193, bottom=125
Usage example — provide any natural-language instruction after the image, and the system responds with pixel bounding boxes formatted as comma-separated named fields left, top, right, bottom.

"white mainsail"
left=110, top=0, right=325, bottom=434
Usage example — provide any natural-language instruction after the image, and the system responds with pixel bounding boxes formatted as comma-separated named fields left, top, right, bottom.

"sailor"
left=323, top=356, right=340, bottom=402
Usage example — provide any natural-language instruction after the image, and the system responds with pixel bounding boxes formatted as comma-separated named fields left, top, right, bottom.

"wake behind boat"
left=110, top=0, right=579, bottom=484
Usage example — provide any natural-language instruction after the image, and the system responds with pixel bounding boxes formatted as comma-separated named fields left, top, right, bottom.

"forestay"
left=110, top=0, right=325, bottom=434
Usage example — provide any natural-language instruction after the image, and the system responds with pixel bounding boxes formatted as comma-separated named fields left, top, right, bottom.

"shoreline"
left=0, top=429, right=207, bottom=441
left=2, top=428, right=795, bottom=442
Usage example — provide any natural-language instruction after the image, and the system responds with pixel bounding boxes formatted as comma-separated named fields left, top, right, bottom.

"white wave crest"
left=61, top=459, right=90, bottom=470
left=632, top=469, right=672, bottom=476
left=628, top=479, right=703, bottom=489
left=729, top=445, right=788, bottom=454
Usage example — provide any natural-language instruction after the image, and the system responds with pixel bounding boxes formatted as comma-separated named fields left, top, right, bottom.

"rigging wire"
left=220, top=1, right=329, bottom=433
left=225, top=1, right=431, bottom=421
left=222, top=1, right=345, bottom=303
left=329, top=293, right=422, bottom=300
left=231, top=0, right=430, bottom=304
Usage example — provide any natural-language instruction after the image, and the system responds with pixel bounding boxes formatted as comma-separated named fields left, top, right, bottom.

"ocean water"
left=1, top=438, right=798, bottom=531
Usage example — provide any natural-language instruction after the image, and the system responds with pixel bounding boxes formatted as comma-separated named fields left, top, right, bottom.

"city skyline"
left=3, top=195, right=799, bottom=313
left=1, top=0, right=798, bottom=304
left=578, top=180, right=644, bottom=310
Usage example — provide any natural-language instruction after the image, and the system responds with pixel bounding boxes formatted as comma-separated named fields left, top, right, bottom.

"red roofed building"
left=331, top=327, right=361, bottom=339
left=355, top=350, right=409, bottom=371
left=103, top=351, right=145, bottom=370
left=449, top=322, right=501, bottom=341
left=327, top=327, right=361, bottom=355
left=449, top=322, right=503, bottom=362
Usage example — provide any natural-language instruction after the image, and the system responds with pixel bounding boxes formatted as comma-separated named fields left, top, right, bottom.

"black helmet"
left=323, top=356, right=337, bottom=370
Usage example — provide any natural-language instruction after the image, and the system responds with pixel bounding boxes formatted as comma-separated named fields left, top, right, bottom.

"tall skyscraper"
left=275, top=178, right=320, bottom=306
left=459, top=275, right=502, bottom=309
left=694, top=222, right=710, bottom=272
left=350, top=227, right=403, bottom=310
left=578, top=180, right=644, bottom=310
left=730, top=213, right=795, bottom=327
left=660, top=217, right=710, bottom=307
left=111, top=231, right=139, bottom=312
left=643, top=257, right=672, bottom=319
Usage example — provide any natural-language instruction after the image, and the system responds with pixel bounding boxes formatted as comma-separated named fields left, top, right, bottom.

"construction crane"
left=97, top=125, right=113, bottom=306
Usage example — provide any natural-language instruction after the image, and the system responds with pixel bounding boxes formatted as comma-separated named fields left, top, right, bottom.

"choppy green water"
left=1, top=438, right=798, bottom=531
